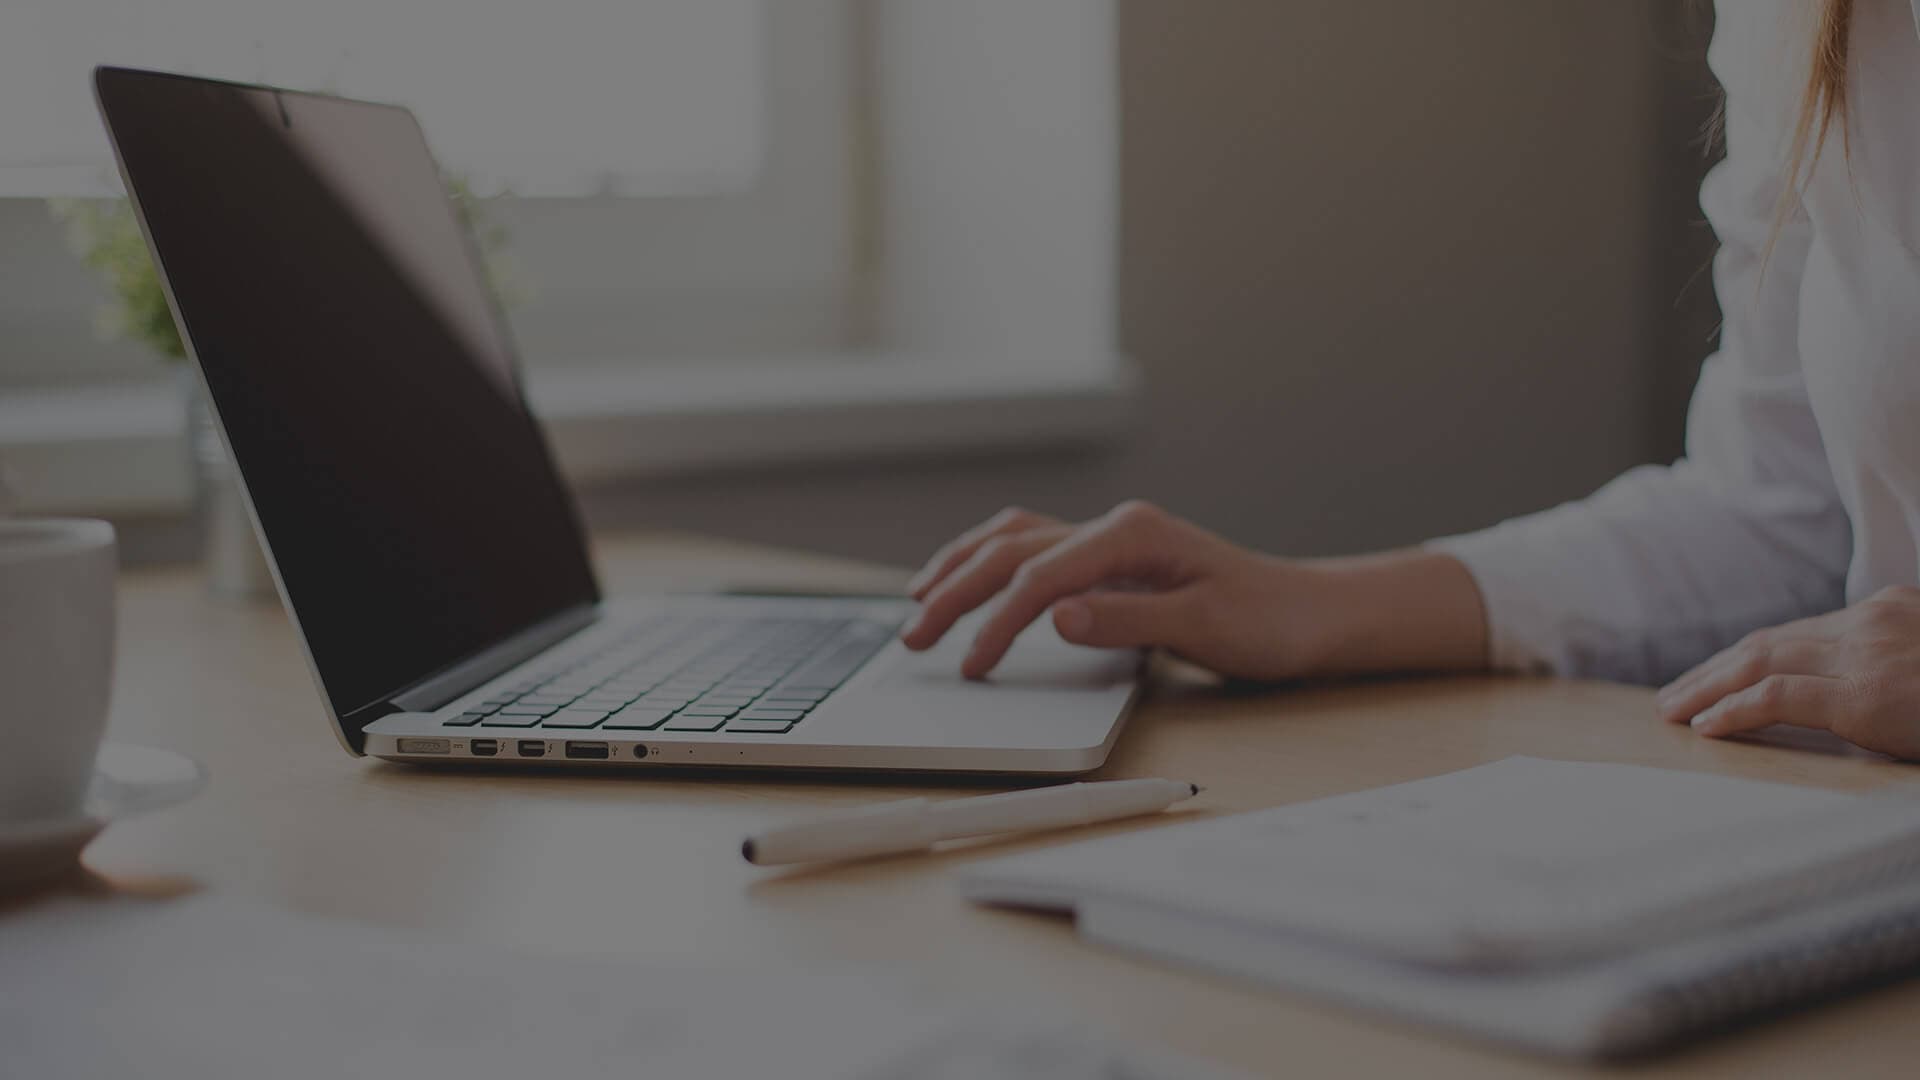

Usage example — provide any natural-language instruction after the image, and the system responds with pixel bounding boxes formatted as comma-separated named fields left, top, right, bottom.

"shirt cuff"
left=1424, top=527, right=1561, bottom=676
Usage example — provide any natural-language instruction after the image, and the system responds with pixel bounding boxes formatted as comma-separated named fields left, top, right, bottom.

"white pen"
left=741, top=777, right=1201, bottom=865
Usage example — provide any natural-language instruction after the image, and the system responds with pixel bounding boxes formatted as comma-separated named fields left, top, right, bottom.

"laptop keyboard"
left=442, top=614, right=897, bottom=736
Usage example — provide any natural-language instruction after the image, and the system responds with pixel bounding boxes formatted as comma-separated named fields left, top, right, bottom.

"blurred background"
left=0, top=0, right=1723, bottom=577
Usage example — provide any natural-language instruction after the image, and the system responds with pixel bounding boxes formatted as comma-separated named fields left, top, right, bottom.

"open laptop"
left=94, top=66, right=1139, bottom=775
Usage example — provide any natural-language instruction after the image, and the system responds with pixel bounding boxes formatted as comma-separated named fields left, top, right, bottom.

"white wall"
left=872, top=0, right=1115, bottom=370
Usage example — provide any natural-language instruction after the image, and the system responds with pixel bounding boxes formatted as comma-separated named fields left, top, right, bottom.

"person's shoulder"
left=1710, top=0, right=1810, bottom=52
left=1709, top=0, right=1810, bottom=131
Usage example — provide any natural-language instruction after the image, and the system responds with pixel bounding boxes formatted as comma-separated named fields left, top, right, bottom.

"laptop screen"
left=95, top=68, right=600, bottom=729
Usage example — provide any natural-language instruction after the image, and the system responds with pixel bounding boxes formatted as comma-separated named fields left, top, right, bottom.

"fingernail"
left=1689, top=712, right=1714, bottom=733
left=900, top=612, right=925, bottom=641
left=1054, top=599, right=1091, bottom=639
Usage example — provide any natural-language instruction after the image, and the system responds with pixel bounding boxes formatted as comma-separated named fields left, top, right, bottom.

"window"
left=0, top=0, right=789, bottom=388
left=0, top=1, right=1127, bottom=515
left=0, top=1, right=761, bottom=198
left=494, top=2, right=858, bottom=370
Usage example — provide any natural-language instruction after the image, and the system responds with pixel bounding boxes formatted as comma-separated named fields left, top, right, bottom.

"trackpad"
left=874, top=616, right=1138, bottom=692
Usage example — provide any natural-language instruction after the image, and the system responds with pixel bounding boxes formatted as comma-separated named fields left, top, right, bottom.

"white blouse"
left=1434, top=0, right=1920, bottom=685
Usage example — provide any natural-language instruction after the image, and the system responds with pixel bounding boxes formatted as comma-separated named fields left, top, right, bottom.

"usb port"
left=469, top=738, right=499, bottom=757
left=517, top=740, right=548, bottom=758
left=396, top=738, right=450, bottom=755
left=564, top=741, right=610, bottom=760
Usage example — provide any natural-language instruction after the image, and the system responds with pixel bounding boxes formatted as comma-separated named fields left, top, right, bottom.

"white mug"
left=0, top=518, right=117, bottom=824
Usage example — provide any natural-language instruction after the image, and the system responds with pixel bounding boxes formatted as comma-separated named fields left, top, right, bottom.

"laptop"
left=93, top=66, right=1140, bottom=775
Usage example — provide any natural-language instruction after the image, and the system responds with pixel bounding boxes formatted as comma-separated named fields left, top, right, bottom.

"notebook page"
left=959, top=757, right=1869, bottom=967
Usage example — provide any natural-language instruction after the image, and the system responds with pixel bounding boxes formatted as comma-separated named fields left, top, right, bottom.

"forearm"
left=1294, top=549, right=1490, bottom=676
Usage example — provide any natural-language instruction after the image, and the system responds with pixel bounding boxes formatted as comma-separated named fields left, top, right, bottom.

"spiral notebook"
left=957, top=757, right=1920, bottom=1058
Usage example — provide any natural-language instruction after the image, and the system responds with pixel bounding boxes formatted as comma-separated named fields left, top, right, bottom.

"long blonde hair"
left=1785, top=0, right=1853, bottom=193
left=1735, top=0, right=1850, bottom=265
left=1755, top=0, right=1852, bottom=265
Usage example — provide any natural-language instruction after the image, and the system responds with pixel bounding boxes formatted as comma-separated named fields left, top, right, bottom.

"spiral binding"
left=1614, top=884, right=1920, bottom=1053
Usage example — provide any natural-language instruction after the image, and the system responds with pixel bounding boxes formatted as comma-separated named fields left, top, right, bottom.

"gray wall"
left=580, top=0, right=1719, bottom=569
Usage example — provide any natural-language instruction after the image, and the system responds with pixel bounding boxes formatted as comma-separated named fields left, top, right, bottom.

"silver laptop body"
left=95, top=66, right=1139, bottom=776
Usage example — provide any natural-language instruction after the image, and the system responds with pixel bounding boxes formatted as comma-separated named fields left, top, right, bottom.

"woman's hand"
left=1657, top=586, right=1920, bottom=760
left=901, top=502, right=1321, bottom=680
left=900, top=501, right=1490, bottom=681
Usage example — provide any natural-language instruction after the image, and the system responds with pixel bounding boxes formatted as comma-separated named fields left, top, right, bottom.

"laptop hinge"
left=388, top=604, right=602, bottom=714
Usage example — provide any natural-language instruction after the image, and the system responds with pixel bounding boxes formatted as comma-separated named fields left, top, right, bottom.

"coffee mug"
left=0, top=518, right=117, bottom=824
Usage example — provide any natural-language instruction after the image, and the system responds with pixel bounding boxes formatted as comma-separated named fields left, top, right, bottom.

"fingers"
left=900, top=525, right=1073, bottom=651
left=1656, top=611, right=1845, bottom=722
left=1662, top=593, right=1920, bottom=758
left=1655, top=637, right=1837, bottom=726
left=1686, top=674, right=1846, bottom=738
left=906, top=507, right=1062, bottom=601
left=962, top=503, right=1180, bottom=679
left=1052, top=590, right=1197, bottom=649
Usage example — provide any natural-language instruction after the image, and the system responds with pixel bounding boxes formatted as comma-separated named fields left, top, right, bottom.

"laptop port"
left=469, top=738, right=499, bottom=757
left=396, top=738, right=450, bottom=755
left=517, top=740, right=547, bottom=758
left=633, top=744, right=649, bottom=760
left=564, top=741, right=610, bottom=761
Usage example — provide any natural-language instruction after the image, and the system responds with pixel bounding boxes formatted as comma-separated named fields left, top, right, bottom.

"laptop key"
left=603, top=707, right=674, bottom=730
left=543, top=708, right=610, bottom=729
left=663, top=714, right=728, bottom=732
left=497, top=703, right=559, bottom=717
left=725, top=719, right=795, bottom=734
left=481, top=713, right=544, bottom=728
left=736, top=709, right=805, bottom=722
left=444, top=712, right=490, bottom=727
left=694, top=694, right=756, bottom=706
left=679, top=703, right=741, bottom=716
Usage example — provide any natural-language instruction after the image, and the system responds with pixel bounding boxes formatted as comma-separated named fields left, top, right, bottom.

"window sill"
left=0, top=354, right=1136, bottom=516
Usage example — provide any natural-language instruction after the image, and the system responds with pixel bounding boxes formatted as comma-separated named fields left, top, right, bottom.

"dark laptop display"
left=94, top=67, right=599, bottom=731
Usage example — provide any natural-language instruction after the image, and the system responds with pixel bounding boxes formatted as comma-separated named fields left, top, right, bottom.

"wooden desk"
left=81, top=532, right=1920, bottom=1078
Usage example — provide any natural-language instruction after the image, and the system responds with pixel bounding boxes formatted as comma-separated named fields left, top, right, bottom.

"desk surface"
left=79, top=532, right=1920, bottom=1078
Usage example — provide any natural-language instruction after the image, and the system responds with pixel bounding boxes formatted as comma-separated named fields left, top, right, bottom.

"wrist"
left=1294, top=550, right=1490, bottom=676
